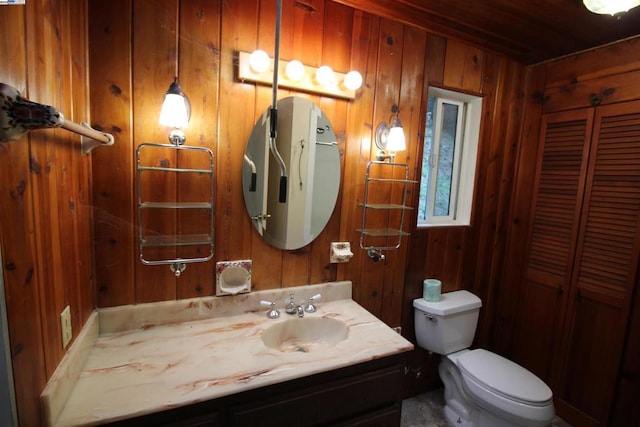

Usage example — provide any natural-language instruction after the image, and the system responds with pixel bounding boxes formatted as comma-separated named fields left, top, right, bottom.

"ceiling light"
left=583, top=0, right=640, bottom=14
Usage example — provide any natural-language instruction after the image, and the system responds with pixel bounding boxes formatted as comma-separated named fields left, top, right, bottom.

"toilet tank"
left=413, top=290, right=482, bottom=355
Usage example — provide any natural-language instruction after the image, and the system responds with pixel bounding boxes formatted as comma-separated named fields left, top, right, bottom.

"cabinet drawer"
left=229, top=365, right=402, bottom=426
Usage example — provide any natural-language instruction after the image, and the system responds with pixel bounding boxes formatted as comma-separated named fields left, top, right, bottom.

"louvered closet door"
left=555, top=100, right=640, bottom=426
left=512, top=109, right=594, bottom=383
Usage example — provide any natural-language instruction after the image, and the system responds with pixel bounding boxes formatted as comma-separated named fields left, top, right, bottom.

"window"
left=417, top=87, right=482, bottom=227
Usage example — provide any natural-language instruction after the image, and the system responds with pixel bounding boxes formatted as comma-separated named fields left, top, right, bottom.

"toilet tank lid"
left=413, top=290, right=481, bottom=315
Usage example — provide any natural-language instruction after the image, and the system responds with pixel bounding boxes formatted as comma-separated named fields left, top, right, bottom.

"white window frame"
left=418, top=87, right=482, bottom=228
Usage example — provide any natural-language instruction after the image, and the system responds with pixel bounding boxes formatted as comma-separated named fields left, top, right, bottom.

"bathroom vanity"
left=41, top=282, right=412, bottom=426
left=110, top=353, right=406, bottom=426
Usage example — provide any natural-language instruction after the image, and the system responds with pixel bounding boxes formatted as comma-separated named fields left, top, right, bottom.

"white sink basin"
left=261, top=317, right=349, bottom=353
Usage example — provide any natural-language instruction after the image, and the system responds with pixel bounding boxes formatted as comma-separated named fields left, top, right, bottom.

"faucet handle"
left=260, top=300, right=280, bottom=319
left=285, top=293, right=297, bottom=315
left=304, top=293, right=321, bottom=313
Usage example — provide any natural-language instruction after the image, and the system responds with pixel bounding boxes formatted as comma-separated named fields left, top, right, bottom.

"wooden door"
left=553, top=100, right=640, bottom=426
left=512, top=109, right=593, bottom=383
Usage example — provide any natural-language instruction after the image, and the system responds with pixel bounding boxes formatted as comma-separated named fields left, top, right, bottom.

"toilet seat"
left=449, top=349, right=554, bottom=423
left=456, top=349, right=552, bottom=404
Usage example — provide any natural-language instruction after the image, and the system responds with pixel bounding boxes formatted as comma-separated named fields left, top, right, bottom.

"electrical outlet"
left=60, top=305, right=72, bottom=349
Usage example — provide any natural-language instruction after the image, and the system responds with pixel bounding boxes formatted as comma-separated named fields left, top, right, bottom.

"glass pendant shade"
left=583, top=0, right=640, bottom=14
left=159, top=78, right=190, bottom=129
left=387, top=120, right=406, bottom=153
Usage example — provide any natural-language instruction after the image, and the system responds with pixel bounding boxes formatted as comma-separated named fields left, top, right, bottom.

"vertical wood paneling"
left=502, top=41, right=640, bottom=426
left=482, top=59, right=525, bottom=343
left=443, top=39, right=484, bottom=92
left=218, top=0, right=258, bottom=270
left=1, top=1, right=94, bottom=425
left=401, top=25, right=528, bottom=373
left=308, top=1, right=352, bottom=285
left=353, top=18, right=405, bottom=318
left=401, top=33, right=448, bottom=335
left=4, top=2, right=639, bottom=424
left=89, top=0, right=135, bottom=307
left=0, top=5, right=45, bottom=425
left=27, top=0, right=68, bottom=378
left=380, top=25, right=426, bottom=327
left=493, top=64, right=546, bottom=355
left=470, top=54, right=526, bottom=346
left=279, top=0, right=322, bottom=287
left=67, top=0, right=95, bottom=327
left=176, top=0, right=220, bottom=299
left=132, top=0, right=178, bottom=303
left=336, top=10, right=379, bottom=305
left=87, top=2, right=525, bottom=325
left=0, top=0, right=538, bottom=422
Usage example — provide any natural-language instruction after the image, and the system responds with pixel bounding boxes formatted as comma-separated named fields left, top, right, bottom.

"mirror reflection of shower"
left=242, top=97, right=340, bottom=250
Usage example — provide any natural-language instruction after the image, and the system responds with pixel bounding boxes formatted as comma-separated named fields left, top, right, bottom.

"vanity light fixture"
left=375, top=104, right=406, bottom=162
left=238, top=50, right=362, bottom=100
left=583, top=0, right=640, bottom=14
left=159, top=77, right=191, bottom=145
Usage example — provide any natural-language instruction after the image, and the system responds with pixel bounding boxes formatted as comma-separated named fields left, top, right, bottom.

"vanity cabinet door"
left=340, top=405, right=402, bottom=426
left=107, top=406, right=221, bottom=426
left=228, top=364, right=403, bottom=426
left=163, top=413, right=221, bottom=427
left=106, top=355, right=407, bottom=427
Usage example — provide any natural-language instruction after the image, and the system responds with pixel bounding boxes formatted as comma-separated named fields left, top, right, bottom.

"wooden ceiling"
left=334, top=0, right=640, bottom=64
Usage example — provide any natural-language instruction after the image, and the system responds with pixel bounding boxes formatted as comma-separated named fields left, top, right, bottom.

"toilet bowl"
left=414, top=291, right=555, bottom=427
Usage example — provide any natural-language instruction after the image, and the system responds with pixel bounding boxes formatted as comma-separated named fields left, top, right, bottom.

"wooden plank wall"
left=89, top=0, right=526, bottom=336
left=0, top=1, right=94, bottom=425
left=497, top=35, right=640, bottom=425
left=0, top=0, right=529, bottom=423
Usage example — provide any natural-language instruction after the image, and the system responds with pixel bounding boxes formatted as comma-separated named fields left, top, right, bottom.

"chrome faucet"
left=296, top=305, right=304, bottom=318
left=285, top=294, right=297, bottom=315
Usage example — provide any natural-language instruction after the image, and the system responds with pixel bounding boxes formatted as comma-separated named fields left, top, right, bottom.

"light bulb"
left=343, top=71, right=363, bottom=91
left=285, top=60, right=305, bottom=81
left=249, top=50, right=270, bottom=73
left=315, top=65, right=334, bottom=87
left=159, top=93, right=189, bottom=129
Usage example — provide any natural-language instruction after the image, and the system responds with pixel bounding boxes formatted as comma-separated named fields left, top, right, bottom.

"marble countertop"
left=41, top=281, right=413, bottom=426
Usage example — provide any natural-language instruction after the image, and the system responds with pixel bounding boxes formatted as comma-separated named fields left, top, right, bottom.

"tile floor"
left=401, top=388, right=573, bottom=427
left=401, top=388, right=448, bottom=427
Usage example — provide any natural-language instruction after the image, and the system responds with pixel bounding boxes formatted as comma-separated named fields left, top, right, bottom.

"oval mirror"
left=242, top=96, right=340, bottom=250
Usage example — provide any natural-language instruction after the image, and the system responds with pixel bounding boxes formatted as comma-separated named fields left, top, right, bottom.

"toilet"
left=413, top=290, right=555, bottom=427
